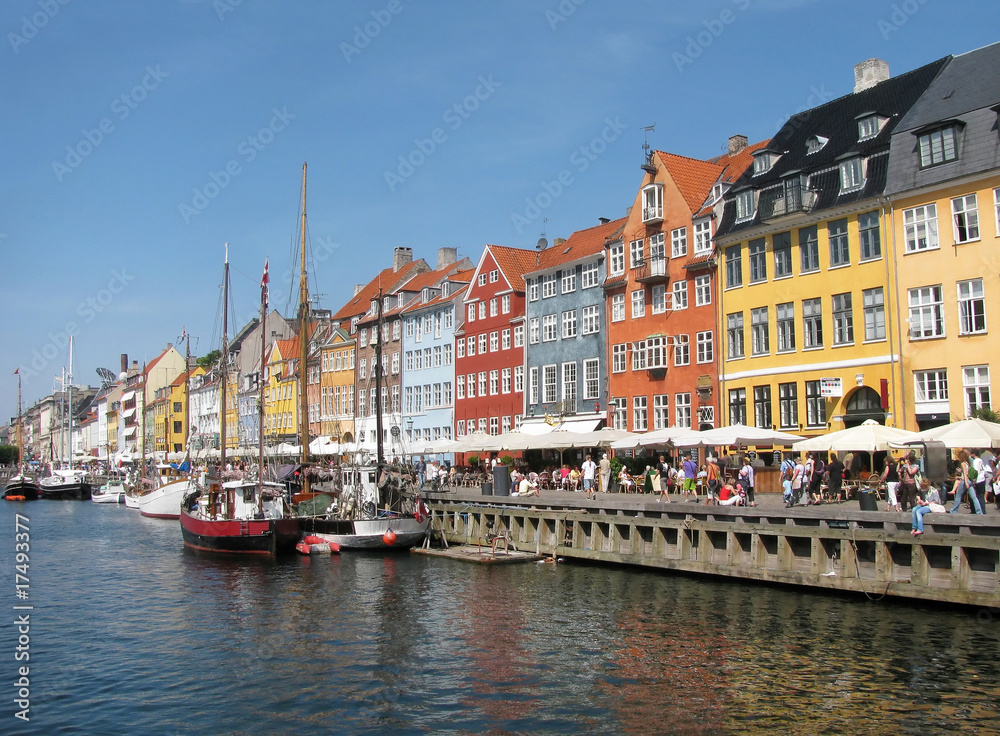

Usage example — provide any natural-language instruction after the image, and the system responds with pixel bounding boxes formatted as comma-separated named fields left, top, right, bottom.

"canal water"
left=2, top=501, right=998, bottom=735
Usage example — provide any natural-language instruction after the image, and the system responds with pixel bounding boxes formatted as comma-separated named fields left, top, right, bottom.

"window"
left=725, top=245, right=742, bottom=288
left=857, top=115, right=881, bottom=140
left=776, top=302, right=795, bottom=352
left=753, top=152, right=773, bottom=175
left=694, top=275, right=711, bottom=306
left=501, top=295, right=510, bottom=314
left=478, top=302, right=486, bottom=321
left=562, top=363, right=577, bottom=405
left=582, top=262, right=599, bottom=288
left=443, top=344, right=452, bottom=365
left=633, top=396, right=648, bottom=432
left=958, top=279, right=986, bottom=335
left=751, top=307, right=769, bottom=355
left=432, top=383, right=442, bottom=407
left=501, top=367, right=511, bottom=394
left=513, top=325, right=524, bottom=347
left=542, top=365, right=557, bottom=403
left=839, top=157, right=864, bottom=192
left=735, top=190, right=755, bottom=221
left=582, top=305, right=600, bottom=334
left=832, top=292, right=854, bottom=345
left=672, top=281, right=688, bottom=311
left=359, top=358, right=367, bottom=380
left=952, top=194, right=980, bottom=243
left=611, top=294, right=625, bottom=322
left=803, top=298, right=823, bottom=348
left=542, top=274, right=556, bottom=298
left=696, top=331, right=713, bottom=364
left=444, top=309, right=453, bottom=329
left=995, top=188, right=1000, bottom=236
left=478, top=372, right=487, bottom=397
left=799, top=225, right=819, bottom=273
left=829, top=218, right=849, bottom=267
left=749, top=238, right=767, bottom=283
left=858, top=211, right=881, bottom=261
left=675, top=393, right=691, bottom=429
left=561, top=269, right=577, bottom=293
left=612, top=398, right=627, bottom=430
left=729, top=388, right=746, bottom=426
left=542, top=314, right=557, bottom=342
left=918, top=125, right=959, bottom=168
left=647, top=336, right=667, bottom=369
left=501, top=329, right=510, bottom=351
left=630, top=239, right=645, bottom=268
left=649, top=233, right=666, bottom=268
left=528, top=318, right=539, bottom=345
left=529, top=367, right=538, bottom=404
left=394, top=320, right=402, bottom=341
left=753, top=385, right=772, bottom=429
left=478, top=334, right=486, bottom=354
left=904, top=204, right=938, bottom=252
left=609, top=243, right=625, bottom=276
left=653, top=394, right=669, bottom=430
left=671, top=228, right=687, bottom=258
left=773, top=232, right=792, bottom=278
left=528, top=280, right=539, bottom=301
left=466, top=373, right=475, bottom=398
left=583, top=359, right=599, bottom=400
left=489, top=269, right=499, bottom=283
left=914, top=370, right=948, bottom=403
left=489, top=370, right=498, bottom=396
left=908, top=285, right=944, bottom=339
left=673, top=334, right=690, bottom=366
left=693, top=219, right=712, bottom=254
left=478, top=273, right=487, bottom=287
left=632, top=340, right=648, bottom=371
left=727, top=312, right=744, bottom=359
left=642, top=183, right=663, bottom=222
left=489, top=332, right=498, bottom=352
left=456, top=340, right=464, bottom=359
left=651, top=285, right=666, bottom=314
left=456, top=375, right=464, bottom=400
left=630, top=290, right=645, bottom=319
left=490, top=298, right=498, bottom=317
left=963, top=365, right=991, bottom=415
left=774, top=382, right=797, bottom=428
left=612, top=344, right=626, bottom=373
left=863, top=287, right=885, bottom=342
left=391, top=352, right=400, bottom=374
left=561, top=310, right=577, bottom=339
left=500, top=416, right=509, bottom=434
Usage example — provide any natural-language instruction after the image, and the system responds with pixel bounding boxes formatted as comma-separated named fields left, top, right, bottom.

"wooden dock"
left=411, top=545, right=547, bottom=565
left=423, top=487, right=999, bottom=607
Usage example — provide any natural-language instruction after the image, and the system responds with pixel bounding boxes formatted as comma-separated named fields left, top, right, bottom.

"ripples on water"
left=2, top=502, right=998, bottom=735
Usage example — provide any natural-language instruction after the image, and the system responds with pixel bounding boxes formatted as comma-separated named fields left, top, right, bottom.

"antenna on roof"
left=536, top=218, right=548, bottom=250
left=641, top=123, right=657, bottom=173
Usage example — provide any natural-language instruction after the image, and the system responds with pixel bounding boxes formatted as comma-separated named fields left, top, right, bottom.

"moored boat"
left=4, top=371, right=40, bottom=502
left=39, top=468, right=92, bottom=500
left=180, top=480, right=299, bottom=555
left=137, top=464, right=196, bottom=519
left=92, top=479, right=127, bottom=504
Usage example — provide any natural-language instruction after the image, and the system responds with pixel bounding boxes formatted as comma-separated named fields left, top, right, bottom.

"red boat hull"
left=180, top=509, right=300, bottom=556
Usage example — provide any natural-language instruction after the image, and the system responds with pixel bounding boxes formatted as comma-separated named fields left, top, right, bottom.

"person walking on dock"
left=582, top=454, right=597, bottom=499
left=599, top=453, right=611, bottom=494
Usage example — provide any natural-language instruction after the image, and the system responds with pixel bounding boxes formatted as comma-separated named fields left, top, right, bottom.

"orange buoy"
left=382, top=529, right=397, bottom=546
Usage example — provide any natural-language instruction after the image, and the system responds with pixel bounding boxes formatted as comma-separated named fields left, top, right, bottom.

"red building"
left=454, top=245, right=538, bottom=437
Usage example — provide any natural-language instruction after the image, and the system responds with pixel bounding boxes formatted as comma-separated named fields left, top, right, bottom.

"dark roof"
left=715, top=55, right=950, bottom=238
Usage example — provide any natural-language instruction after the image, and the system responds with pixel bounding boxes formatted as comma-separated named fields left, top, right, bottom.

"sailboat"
left=179, top=247, right=299, bottom=556
left=3, top=370, right=40, bottom=501
left=39, top=340, right=92, bottom=500
left=291, top=163, right=430, bottom=549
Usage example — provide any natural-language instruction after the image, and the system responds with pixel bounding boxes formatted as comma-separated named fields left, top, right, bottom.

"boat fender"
left=382, top=529, right=397, bottom=546
left=302, top=535, right=326, bottom=545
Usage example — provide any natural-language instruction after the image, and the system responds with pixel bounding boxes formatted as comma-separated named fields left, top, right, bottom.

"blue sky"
left=2, top=0, right=998, bottom=419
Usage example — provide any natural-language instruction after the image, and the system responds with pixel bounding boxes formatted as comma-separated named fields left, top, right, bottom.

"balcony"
left=641, top=205, right=663, bottom=225
left=761, top=185, right=815, bottom=223
left=632, top=256, right=669, bottom=284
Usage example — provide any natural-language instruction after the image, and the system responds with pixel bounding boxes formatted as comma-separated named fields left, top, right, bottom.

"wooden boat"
left=39, top=468, right=92, bottom=500
left=3, top=371, right=39, bottom=502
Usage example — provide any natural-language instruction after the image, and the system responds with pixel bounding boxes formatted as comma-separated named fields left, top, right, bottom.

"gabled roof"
left=654, top=140, right=769, bottom=215
left=142, top=346, right=174, bottom=377
left=530, top=217, right=626, bottom=274
left=331, top=261, right=428, bottom=322
left=481, top=244, right=539, bottom=292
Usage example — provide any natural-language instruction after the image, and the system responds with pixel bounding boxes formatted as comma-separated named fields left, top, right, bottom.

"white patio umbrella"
left=792, top=419, right=918, bottom=453
left=674, top=423, right=804, bottom=448
left=452, top=432, right=504, bottom=453
left=541, top=427, right=634, bottom=449
left=906, top=417, right=1000, bottom=449
left=612, top=426, right=702, bottom=449
left=309, top=436, right=340, bottom=456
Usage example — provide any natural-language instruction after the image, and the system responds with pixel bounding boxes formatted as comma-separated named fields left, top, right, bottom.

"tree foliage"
left=0, top=444, right=19, bottom=465
left=197, top=349, right=221, bottom=368
left=971, top=406, right=1000, bottom=423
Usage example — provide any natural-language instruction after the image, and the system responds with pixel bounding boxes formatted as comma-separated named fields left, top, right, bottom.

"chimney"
left=352, top=284, right=364, bottom=296
left=393, top=246, right=413, bottom=272
left=728, top=134, right=748, bottom=154
left=854, top=58, right=890, bottom=93
left=598, top=217, right=610, bottom=224
left=553, top=238, right=567, bottom=247
left=436, top=247, right=457, bottom=270
left=120, top=354, right=128, bottom=373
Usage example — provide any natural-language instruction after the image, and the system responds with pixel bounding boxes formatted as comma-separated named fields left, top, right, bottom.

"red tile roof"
left=534, top=217, right=626, bottom=272
left=484, top=244, right=542, bottom=291
left=654, top=139, right=770, bottom=215
left=331, top=261, right=427, bottom=322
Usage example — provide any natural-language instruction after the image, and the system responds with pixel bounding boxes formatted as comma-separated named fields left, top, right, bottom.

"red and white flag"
left=261, top=260, right=269, bottom=306
left=13, top=367, right=19, bottom=375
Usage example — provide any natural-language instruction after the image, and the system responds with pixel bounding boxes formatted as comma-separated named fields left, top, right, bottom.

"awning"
left=121, top=407, right=136, bottom=419
left=123, top=425, right=137, bottom=437
left=519, top=416, right=601, bottom=435
left=122, top=390, right=135, bottom=403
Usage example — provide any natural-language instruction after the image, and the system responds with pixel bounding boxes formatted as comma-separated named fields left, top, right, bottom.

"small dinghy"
left=296, top=535, right=340, bottom=555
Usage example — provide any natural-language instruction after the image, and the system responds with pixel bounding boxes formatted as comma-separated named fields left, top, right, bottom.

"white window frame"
left=612, top=343, right=626, bottom=373
left=581, top=305, right=600, bottom=334
left=631, top=289, right=645, bottom=319
left=542, top=274, right=557, bottom=299
left=695, top=274, right=711, bottom=307
left=693, top=219, right=712, bottom=255
left=914, top=369, right=948, bottom=403
left=611, top=293, right=625, bottom=322
left=542, top=314, right=557, bottom=342
left=952, top=194, right=980, bottom=244
left=583, top=359, right=599, bottom=400
left=675, top=393, right=692, bottom=429
left=581, top=262, right=599, bottom=289
left=609, top=243, right=625, bottom=276
left=653, top=394, right=669, bottom=430
left=672, top=280, right=688, bottom=311
left=671, top=227, right=687, bottom=258
left=561, top=310, right=577, bottom=339
left=632, top=395, right=648, bottom=432
left=904, top=204, right=939, bottom=252
left=908, top=285, right=944, bottom=340
left=629, top=239, right=644, bottom=269
left=838, top=157, right=865, bottom=192
left=673, top=334, right=690, bottom=366
left=696, top=331, right=713, bottom=364
left=561, top=270, right=577, bottom=294
left=562, top=362, right=577, bottom=405
left=542, top=364, right=557, bottom=404
left=957, top=279, right=986, bottom=335
left=651, top=284, right=666, bottom=315
left=642, top=183, right=663, bottom=222
left=963, top=365, right=991, bottom=416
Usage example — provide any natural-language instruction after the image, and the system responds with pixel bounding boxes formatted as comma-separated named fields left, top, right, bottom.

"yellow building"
left=712, top=57, right=949, bottom=437
left=264, top=336, right=302, bottom=444
left=883, top=42, right=1000, bottom=429
left=320, top=326, right=355, bottom=443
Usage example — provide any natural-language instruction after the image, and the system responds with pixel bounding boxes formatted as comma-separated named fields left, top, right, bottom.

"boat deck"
left=411, top=544, right=548, bottom=565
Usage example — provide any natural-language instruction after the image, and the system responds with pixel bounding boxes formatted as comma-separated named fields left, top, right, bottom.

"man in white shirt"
left=582, top=454, right=597, bottom=498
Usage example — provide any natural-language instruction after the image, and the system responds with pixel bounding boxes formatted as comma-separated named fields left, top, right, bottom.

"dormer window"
left=711, top=183, right=726, bottom=203
left=752, top=150, right=779, bottom=175
left=838, top=157, right=865, bottom=193
left=916, top=122, right=962, bottom=168
left=806, top=135, right=828, bottom=155
left=441, top=282, right=450, bottom=298
left=369, top=299, right=379, bottom=315
left=642, top=183, right=663, bottom=223
left=421, top=288, right=430, bottom=303
left=735, top=189, right=756, bottom=222
left=383, top=295, right=393, bottom=311
left=856, top=113, right=887, bottom=141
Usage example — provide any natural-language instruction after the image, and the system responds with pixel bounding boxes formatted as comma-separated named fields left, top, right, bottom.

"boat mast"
left=67, top=337, right=74, bottom=464
left=15, top=370, right=23, bottom=475
left=298, top=163, right=310, bottom=495
left=375, top=289, right=385, bottom=470
left=220, top=243, right=230, bottom=472
left=183, top=329, right=191, bottom=463
left=259, top=259, right=269, bottom=495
